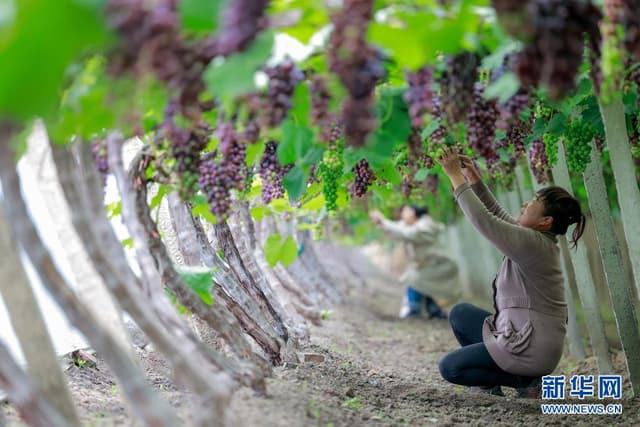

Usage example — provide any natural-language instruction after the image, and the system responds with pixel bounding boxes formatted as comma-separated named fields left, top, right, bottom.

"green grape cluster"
left=534, top=101, right=554, bottom=121
left=543, top=133, right=559, bottom=167
left=564, top=121, right=595, bottom=174
left=318, top=142, right=344, bottom=211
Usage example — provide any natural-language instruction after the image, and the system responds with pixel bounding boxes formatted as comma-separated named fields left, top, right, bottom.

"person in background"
left=436, top=147, right=586, bottom=398
left=369, top=205, right=460, bottom=320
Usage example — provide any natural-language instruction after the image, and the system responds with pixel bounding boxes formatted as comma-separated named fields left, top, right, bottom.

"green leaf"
left=301, top=193, right=325, bottom=211
left=178, top=0, right=221, bottom=34
left=545, top=113, right=567, bottom=136
left=0, top=0, right=109, bottom=119
left=175, top=266, right=214, bottom=306
left=277, top=120, right=313, bottom=165
left=485, top=72, right=520, bottom=104
left=421, top=120, right=440, bottom=139
left=371, top=160, right=402, bottom=185
left=290, top=81, right=310, bottom=126
left=246, top=140, right=265, bottom=167
left=283, top=165, right=307, bottom=201
left=121, top=237, right=133, bottom=249
left=204, top=31, right=274, bottom=100
left=150, top=185, right=168, bottom=210
left=264, top=233, right=282, bottom=267
left=106, top=201, right=121, bottom=220
left=279, top=236, right=298, bottom=267
left=250, top=205, right=268, bottom=221
left=191, top=202, right=217, bottom=224
left=414, top=168, right=429, bottom=182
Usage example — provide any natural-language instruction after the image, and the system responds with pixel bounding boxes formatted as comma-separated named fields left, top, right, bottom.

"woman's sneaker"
left=516, top=377, right=542, bottom=399
left=399, top=288, right=425, bottom=319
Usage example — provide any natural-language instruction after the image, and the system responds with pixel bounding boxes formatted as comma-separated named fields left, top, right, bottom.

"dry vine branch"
left=0, top=136, right=180, bottom=427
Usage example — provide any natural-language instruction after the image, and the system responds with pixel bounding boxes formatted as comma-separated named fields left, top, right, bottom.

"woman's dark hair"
left=536, top=186, right=586, bottom=249
left=409, top=204, right=430, bottom=218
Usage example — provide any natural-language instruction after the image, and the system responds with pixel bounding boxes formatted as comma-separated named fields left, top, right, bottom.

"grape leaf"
left=414, top=168, right=429, bottom=182
left=283, top=165, right=307, bottom=201
left=279, top=236, right=298, bottom=267
left=175, top=266, right=214, bottom=306
left=204, top=31, right=274, bottom=100
left=264, top=233, right=282, bottom=267
left=278, top=119, right=313, bottom=165
left=178, top=0, right=221, bottom=35
left=485, top=72, right=520, bottom=104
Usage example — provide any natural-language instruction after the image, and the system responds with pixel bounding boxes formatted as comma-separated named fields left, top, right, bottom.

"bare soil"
left=2, top=275, right=639, bottom=426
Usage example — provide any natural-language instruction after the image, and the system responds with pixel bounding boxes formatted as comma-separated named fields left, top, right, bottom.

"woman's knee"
left=448, top=302, right=474, bottom=329
left=438, top=353, right=461, bottom=383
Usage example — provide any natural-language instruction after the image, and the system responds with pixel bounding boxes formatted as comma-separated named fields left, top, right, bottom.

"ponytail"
left=537, top=186, right=586, bottom=249
left=569, top=212, right=586, bottom=249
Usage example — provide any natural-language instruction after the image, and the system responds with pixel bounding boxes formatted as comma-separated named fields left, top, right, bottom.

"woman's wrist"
left=447, top=171, right=467, bottom=190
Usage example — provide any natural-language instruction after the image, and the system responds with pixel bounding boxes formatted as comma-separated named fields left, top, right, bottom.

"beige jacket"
left=454, top=181, right=567, bottom=377
left=379, top=216, right=460, bottom=298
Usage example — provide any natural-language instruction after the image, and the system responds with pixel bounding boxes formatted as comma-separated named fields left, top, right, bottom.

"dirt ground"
left=2, top=271, right=639, bottom=427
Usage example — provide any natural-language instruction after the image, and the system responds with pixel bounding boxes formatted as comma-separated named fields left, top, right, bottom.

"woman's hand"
left=369, top=210, right=384, bottom=224
left=459, top=155, right=481, bottom=184
left=437, top=146, right=467, bottom=190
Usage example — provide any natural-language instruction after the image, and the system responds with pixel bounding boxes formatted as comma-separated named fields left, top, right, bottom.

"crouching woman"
left=436, top=147, right=586, bottom=398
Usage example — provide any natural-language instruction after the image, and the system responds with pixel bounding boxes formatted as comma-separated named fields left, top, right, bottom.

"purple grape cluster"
left=262, top=61, right=305, bottom=128
left=105, top=0, right=214, bottom=120
left=506, top=117, right=531, bottom=159
left=439, top=52, right=480, bottom=124
left=158, top=118, right=213, bottom=199
left=498, top=89, right=530, bottom=130
left=214, top=0, right=269, bottom=57
left=197, top=122, right=246, bottom=219
left=329, top=0, right=384, bottom=146
left=513, top=0, right=602, bottom=101
left=91, top=138, right=109, bottom=185
left=466, top=83, right=500, bottom=168
left=310, top=75, right=332, bottom=126
left=403, top=66, right=436, bottom=128
left=621, top=0, right=640, bottom=62
left=259, top=141, right=292, bottom=204
left=529, top=138, right=550, bottom=184
left=342, top=96, right=378, bottom=147
left=425, top=173, right=439, bottom=195
left=349, top=159, right=376, bottom=197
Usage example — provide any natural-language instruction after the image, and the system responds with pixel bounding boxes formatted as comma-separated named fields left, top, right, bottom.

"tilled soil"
left=2, top=276, right=639, bottom=426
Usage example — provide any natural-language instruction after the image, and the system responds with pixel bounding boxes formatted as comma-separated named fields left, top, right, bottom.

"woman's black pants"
left=438, top=303, right=539, bottom=388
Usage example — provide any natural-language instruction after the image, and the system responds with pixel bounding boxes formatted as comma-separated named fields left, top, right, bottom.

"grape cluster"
left=310, top=75, right=332, bottom=127
left=403, top=66, right=436, bottom=128
left=329, top=0, right=384, bottom=147
left=489, top=157, right=517, bottom=190
left=318, top=141, right=344, bottom=211
left=157, top=119, right=213, bottom=199
left=506, top=118, right=530, bottom=159
left=106, top=0, right=214, bottom=119
left=564, top=120, right=595, bottom=173
left=543, top=133, right=560, bottom=166
left=439, top=52, right=480, bottom=124
left=498, top=89, right=530, bottom=130
left=599, top=0, right=626, bottom=99
left=349, top=159, right=376, bottom=197
left=529, top=138, right=550, bottom=184
left=197, top=123, right=246, bottom=219
left=214, top=0, right=269, bottom=57
left=621, top=0, right=640, bottom=62
left=342, top=96, right=378, bottom=147
left=259, top=141, right=292, bottom=204
left=401, top=174, right=415, bottom=198
left=426, top=173, right=439, bottom=195
left=513, top=0, right=602, bottom=101
left=91, top=138, right=109, bottom=186
left=466, top=83, right=500, bottom=168
left=262, top=61, right=305, bottom=128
